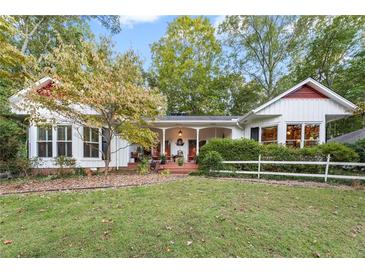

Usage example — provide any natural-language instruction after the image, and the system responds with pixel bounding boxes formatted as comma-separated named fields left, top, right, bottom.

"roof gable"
left=257, top=78, right=357, bottom=113
left=240, top=78, right=357, bottom=121
left=283, top=84, right=329, bottom=99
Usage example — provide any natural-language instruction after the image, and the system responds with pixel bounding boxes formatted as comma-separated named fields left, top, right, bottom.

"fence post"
left=324, top=154, right=331, bottom=182
left=258, top=154, right=261, bottom=179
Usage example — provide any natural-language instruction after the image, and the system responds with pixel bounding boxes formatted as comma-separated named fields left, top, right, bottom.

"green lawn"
left=1, top=177, right=364, bottom=257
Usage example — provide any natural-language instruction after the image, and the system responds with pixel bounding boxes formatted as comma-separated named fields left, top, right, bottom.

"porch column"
left=300, top=124, right=305, bottom=148
left=196, top=128, right=200, bottom=155
left=162, top=128, right=166, bottom=155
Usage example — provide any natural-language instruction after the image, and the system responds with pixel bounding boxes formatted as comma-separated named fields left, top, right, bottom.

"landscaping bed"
left=0, top=174, right=186, bottom=195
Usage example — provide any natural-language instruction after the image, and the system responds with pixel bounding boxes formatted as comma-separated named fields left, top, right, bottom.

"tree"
left=0, top=16, right=29, bottom=172
left=228, top=77, right=261, bottom=115
left=28, top=38, right=166, bottom=175
left=290, top=16, right=365, bottom=89
left=12, top=16, right=121, bottom=65
left=150, top=16, right=230, bottom=115
left=289, top=17, right=365, bottom=137
left=0, top=16, right=29, bottom=114
left=219, top=16, right=301, bottom=100
left=2, top=16, right=122, bottom=114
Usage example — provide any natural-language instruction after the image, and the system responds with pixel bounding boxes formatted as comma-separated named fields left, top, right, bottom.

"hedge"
left=199, top=138, right=360, bottom=163
left=347, top=139, right=365, bottom=163
left=198, top=138, right=360, bottom=175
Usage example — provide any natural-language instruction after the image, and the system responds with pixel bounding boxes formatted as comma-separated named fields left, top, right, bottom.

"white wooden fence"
left=214, top=155, right=365, bottom=182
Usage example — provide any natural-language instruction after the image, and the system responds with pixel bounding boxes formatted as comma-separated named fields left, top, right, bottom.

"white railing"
left=214, top=154, right=365, bottom=182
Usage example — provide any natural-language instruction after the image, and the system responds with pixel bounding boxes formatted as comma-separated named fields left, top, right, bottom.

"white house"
left=9, top=77, right=357, bottom=170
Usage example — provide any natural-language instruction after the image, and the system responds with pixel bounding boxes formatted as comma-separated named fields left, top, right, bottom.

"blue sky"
left=90, top=16, right=224, bottom=69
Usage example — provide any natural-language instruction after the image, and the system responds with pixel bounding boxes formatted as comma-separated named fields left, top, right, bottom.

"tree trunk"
left=103, top=135, right=112, bottom=176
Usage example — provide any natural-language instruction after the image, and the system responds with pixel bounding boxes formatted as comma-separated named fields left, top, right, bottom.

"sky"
left=90, top=15, right=225, bottom=69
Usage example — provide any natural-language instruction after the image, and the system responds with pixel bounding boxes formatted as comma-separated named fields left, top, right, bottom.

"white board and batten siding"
left=28, top=124, right=130, bottom=169
left=243, top=97, right=351, bottom=144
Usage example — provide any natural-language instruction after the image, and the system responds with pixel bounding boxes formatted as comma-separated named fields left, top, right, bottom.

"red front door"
left=165, top=140, right=171, bottom=160
left=188, top=140, right=196, bottom=162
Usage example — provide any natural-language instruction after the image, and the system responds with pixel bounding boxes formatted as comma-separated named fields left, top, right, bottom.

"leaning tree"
left=27, top=38, right=166, bottom=175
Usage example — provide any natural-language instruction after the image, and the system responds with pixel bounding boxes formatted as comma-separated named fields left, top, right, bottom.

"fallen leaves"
left=187, top=240, right=193, bottom=246
left=3, top=240, right=13, bottom=245
left=101, top=218, right=113, bottom=224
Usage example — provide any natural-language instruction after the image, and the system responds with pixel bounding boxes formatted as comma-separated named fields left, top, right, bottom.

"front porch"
left=128, top=116, right=242, bottom=168
left=149, top=126, right=232, bottom=162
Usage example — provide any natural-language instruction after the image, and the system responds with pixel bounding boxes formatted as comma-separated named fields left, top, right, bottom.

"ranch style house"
left=9, top=77, right=357, bottom=170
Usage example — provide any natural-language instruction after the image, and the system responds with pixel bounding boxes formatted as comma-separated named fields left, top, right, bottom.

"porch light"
left=178, top=129, right=182, bottom=137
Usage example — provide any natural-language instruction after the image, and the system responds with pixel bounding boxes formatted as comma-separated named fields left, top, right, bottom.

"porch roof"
left=155, top=115, right=241, bottom=121
left=148, top=116, right=241, bottom=127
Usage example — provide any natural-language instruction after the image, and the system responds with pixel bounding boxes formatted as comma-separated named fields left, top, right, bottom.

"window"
left=261, top=126, right=278, bottom=144
left=286, top=124, right=302, bottom=148
left=37, top=127, right=53, bottom=157
left=83, top=127, right=99, bottom=158
left=57, top=125, right=72, bottom=157
left=250, top=127, right=259, bottom=141
left=304, top=124, right=320, bottom=147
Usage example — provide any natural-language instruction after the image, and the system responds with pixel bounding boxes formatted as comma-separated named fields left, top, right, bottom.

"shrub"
left=347, top=139, right=365, bottom=162
left=160, top=154, right=166, bottom=164
left=315, top=142, right=359, bottom=162
left=198, top=138, right=360, bottom=176
left=2, top=144, right=43, bottom=177
left=54, top=156, right=77, bottom=175
left=0, top=118, right=25, bottom=162
left=199, top=138, right=262, bottom=161
left=263, top=144, right=300, bottom=161
left=137, top=157, right=150, bottom=175
left=199, top=151, right=223, bottom=172
left=177, top=157, right=184, bottom=166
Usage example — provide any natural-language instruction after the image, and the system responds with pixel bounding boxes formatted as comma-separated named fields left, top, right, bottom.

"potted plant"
left=160, top=154, right=166, bottom=165
left=177, top=157, right=184, bottom=166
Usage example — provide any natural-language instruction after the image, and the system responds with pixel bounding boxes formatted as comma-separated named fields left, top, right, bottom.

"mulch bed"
left=0, top=174, right=187, bottom=195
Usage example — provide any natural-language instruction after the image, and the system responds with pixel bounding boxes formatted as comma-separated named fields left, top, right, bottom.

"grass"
left=1, top=177, right=364, bottom=257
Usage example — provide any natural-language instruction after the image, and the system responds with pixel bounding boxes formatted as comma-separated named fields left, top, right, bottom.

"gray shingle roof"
left=155, top=116, right=242, bottom=121
left=328, top=128, right=365, bottom=144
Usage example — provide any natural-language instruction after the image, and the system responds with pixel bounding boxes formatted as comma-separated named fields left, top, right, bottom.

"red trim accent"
left=283, top=84, right=328, bottom=99
left=36, top=82, right=54, bottom=97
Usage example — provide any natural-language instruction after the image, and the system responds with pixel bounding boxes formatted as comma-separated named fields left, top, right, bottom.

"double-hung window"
left=57, top=125, right=72, bottom=157
left=37, top=127, right=53, bottom=157
left=83, top=127, right=99, bottom=158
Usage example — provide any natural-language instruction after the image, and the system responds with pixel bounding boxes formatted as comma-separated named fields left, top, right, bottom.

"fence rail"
left=215, top=154, right=365, bottom=182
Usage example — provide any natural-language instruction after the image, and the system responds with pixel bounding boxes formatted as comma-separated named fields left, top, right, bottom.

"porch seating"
left=151, top=148, right=160, bottom=160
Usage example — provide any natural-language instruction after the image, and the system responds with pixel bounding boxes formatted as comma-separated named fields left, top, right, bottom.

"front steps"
left=126, top=161, right=198, bottom=175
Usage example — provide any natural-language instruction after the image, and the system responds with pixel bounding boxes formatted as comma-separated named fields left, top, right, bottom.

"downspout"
left=236, top=119, right=245, bottom=139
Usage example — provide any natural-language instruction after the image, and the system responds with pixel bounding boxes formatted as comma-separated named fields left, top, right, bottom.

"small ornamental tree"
left=27, top=38, right=166, bottom=175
